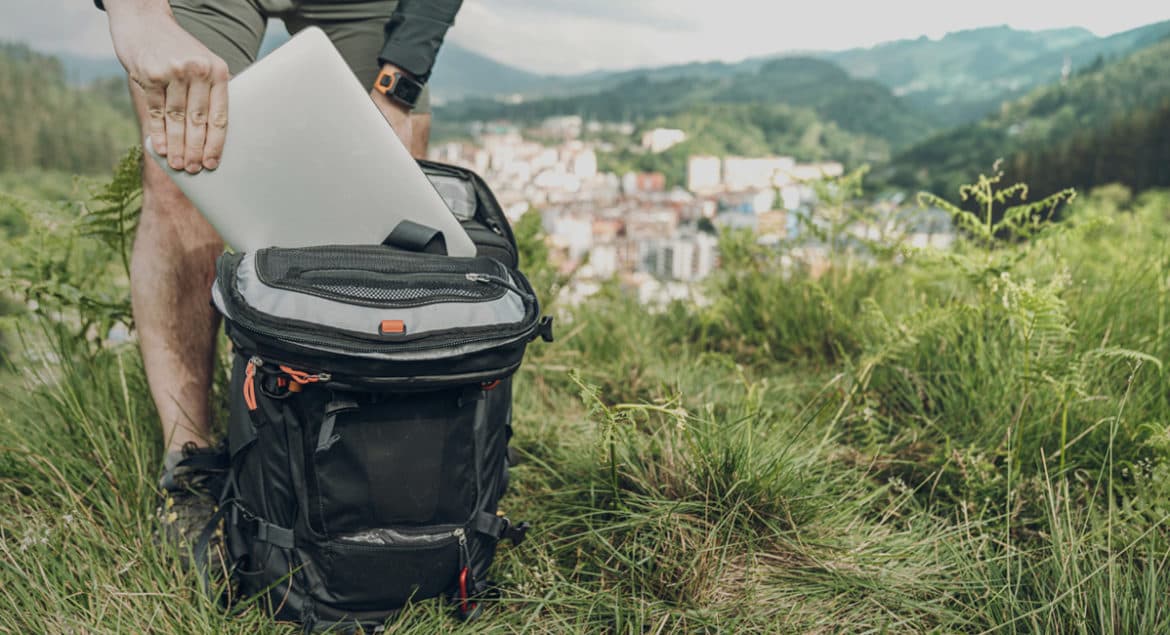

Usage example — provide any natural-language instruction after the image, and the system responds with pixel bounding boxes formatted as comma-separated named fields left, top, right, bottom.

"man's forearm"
left=378, top=0, right=463, bottom=82
left=93, top=0, right=172, bottom=18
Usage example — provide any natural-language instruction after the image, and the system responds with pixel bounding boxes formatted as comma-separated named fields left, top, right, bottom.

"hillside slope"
left=427, top=42, right=551, bottom=101
left=820, top=21, right=1170, bottom=125
left=44, top=19, right=1170, bottom=136
left=885, top=36, right=1170, bottom=195
left=438, top=56, right=930, bottom=157
left=824, top=25, right=1093, bottom=122
left=0, top=45, right=137, bottom=174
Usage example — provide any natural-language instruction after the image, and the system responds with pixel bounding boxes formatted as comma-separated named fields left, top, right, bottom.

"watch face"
left=393, top=77, right=422, bottom=106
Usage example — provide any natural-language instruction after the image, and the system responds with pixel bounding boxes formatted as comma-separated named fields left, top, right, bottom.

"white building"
left=549, top=215, right=594, bottom=262
left=586, top=243, right=618, bottom=279
left=750, top=189, right=777, bottom=214
left=640, top=128, right=687, bottom=154
left=621, top=172, right=639, bottom=195
left=778, top=184, right=804, bottom=210
left=687, top=155, right=722, bottom=193
left=722, top=156, right=796, bottom=191
left=541, top=115, right=583, bottom=139
left=630, top=274, right=705, bottom=308
left=784, top=162, right=845, bottom=182
left=571, top=149, right=598, bottom=179
left=640, top=232, right=719, bottom=282
left=714, top=212, right=757, bottom=234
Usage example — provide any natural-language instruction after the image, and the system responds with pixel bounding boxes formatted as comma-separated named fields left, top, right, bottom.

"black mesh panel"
left=259, top=246, right=499, bottom=279
left=254, top=246, right=507, bottom=308
left=315, top=284, right=487, bottom=303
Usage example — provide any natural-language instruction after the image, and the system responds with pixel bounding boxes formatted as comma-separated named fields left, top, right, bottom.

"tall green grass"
left=1, top=162, right=1168, bottom=633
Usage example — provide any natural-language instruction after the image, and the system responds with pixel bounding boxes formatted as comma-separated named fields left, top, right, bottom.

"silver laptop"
left=145, top=26, right=475, bottom=256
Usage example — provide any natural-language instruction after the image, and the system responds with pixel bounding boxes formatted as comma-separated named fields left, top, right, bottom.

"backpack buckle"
left=537, top=316, right=555, bottom=342
left=501, top=518, right=530, bottom=547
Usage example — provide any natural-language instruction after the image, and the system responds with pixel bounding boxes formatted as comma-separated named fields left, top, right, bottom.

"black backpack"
left=206, top=161, right=553, bottom=629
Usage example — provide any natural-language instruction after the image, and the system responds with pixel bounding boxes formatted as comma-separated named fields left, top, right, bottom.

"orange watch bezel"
left=374, top=67, right=401, bottom=94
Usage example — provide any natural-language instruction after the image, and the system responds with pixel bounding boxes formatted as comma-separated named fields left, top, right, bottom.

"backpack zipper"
left=223, top=264, right=538, bottom=356
left=238, top=315, right=537, bottom=356
left=465, top=272, right=533, bottom=301
left=334, top=525, right=465, bottom=548
left=243, top=348, right=523, bottom=392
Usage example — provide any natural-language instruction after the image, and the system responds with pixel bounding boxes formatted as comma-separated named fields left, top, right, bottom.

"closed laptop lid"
left=145, top=26, right=475, bottom=256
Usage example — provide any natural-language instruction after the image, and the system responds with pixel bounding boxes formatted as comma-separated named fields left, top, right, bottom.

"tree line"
left=0, top=44, right=137, bottom=174
left=1008, top=99, right=1170, bottom=197
left=885, top=37, right=1170, bottom=198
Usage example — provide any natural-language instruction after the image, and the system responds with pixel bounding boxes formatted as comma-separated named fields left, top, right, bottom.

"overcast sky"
left=4, top=0, right=1168, bottom=74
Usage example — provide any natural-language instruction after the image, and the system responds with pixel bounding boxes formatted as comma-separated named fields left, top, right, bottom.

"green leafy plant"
left=0, top=147, right=142, bottom=358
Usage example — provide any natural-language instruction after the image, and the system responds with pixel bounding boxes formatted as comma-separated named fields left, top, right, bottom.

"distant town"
left=429, top=116, right=953, bottom=305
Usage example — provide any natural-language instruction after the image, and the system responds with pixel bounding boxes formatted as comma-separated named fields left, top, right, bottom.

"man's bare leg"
left=410, top=112, right=432, bottom=159
left=130, top=82, right=223, bottom=454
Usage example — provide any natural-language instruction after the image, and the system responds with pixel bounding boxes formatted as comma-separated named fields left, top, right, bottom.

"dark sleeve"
left=378, top=0, right=464, bottom=82
left=94, top=0, right=105, bottom=9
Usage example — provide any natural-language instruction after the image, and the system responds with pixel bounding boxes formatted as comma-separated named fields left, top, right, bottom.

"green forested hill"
left=1004, top=98, right=1170, bottom=197
left=824, top=25, right=1095, bottom=124
left=820, top=24, right=1170, bottom=125
left=425, top=21, right=1170, bottom=132
left=826, top=25, right=1094, bottom=87
left=993, top=20, right=1170, bottom=93
left=440, top=57, right=926, bottom=145
left=885, top=36, right=1170, bottom=196
left=810, top=21, right=1170, bottom=126
left=714, top=58, right=926, bottom=145
left=438, top=57, right=928, bottom=166
left=0, top=44, right=137, bottom=174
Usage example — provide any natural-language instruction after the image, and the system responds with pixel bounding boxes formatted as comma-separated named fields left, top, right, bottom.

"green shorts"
left=171, top=0, right=431, bottom=113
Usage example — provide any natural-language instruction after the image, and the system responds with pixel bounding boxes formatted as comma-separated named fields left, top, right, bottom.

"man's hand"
left=105, top=1, right=229, bottom=173
left=370, top=64, right=415, bottom=151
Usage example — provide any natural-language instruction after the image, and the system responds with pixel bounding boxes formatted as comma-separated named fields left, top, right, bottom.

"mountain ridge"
left=884, top=34, right=1170, bottom=195
left=46, top=20, right=1170, bottom=117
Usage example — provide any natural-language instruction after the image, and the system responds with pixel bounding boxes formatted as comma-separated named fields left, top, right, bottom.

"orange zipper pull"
left=279, top=365, right=331, bottom=386
left=243, top=356, right=261, bottom=411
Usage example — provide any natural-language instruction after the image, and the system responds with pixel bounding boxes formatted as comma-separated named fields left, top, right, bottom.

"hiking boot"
left=156, top=442, right=229, bottom=573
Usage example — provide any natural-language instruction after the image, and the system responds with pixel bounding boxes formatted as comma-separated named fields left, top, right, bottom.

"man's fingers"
left=144, top=85, right=168, bottom=156
left=203, top=69, right=229, bottom=170
left=164, top=80, right=189, bottom=170
left=184, top=79, right=211, bottom=173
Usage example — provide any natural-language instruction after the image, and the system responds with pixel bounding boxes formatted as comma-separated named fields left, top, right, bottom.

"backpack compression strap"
left=191, top=503, right=231, bottom=597
left=474, top=511, right=530, bottom=546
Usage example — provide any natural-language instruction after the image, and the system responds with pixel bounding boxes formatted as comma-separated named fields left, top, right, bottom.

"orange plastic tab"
left=380, top=319, right=406, bottom=334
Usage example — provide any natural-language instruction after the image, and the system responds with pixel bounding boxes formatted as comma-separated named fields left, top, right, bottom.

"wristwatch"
left=373, top=67, right=424, bottom=109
